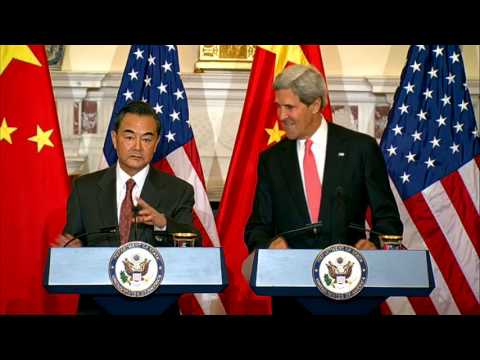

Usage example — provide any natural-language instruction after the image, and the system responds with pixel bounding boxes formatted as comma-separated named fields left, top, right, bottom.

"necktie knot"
left=126, top=178, right=136, bottom=192
left=305, top=138, right=313, bottom=152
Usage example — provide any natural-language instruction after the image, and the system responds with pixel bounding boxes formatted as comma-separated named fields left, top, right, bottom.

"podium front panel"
left=252, top=249, right=434, bottom=297
left=46, top=247, right=227, bottom=294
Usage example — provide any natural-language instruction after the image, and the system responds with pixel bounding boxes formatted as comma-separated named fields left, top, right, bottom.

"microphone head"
left=336, top=186, right=344, bottom=196
left=132, top=205, right=141, bottom=215
left=99, top=225, right=119, bottom=233
left=98, top=225, right=118, bottom=233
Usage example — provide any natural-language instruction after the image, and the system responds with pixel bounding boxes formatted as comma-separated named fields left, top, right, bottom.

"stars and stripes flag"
left=380, top=45, right=480, bottom=315
left=102, top=45, right=225, bottom=315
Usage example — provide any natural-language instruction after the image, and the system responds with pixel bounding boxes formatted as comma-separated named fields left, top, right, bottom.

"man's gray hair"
left=273, top=64, right=328, bottom=110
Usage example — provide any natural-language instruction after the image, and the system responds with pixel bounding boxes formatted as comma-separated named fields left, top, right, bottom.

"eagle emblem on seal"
left=312, top=244, right=368, bottom=300
left=109, top=241, right=164, bottom=298
left=326, top=257, right=354, bottom=287
left=122, top=254, right=151, bottom=283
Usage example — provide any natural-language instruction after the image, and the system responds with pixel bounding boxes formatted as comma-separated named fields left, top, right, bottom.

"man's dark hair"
left=115, top=101, right=161, bottom=135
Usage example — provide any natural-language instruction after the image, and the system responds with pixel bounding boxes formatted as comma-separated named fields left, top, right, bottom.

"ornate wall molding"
left=51, top=71, right=480, bottom=201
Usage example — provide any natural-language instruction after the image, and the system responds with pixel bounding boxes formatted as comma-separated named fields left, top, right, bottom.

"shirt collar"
left=116, top=163, right=150, bottom=190
left=297, top=117, right=327, bottom=147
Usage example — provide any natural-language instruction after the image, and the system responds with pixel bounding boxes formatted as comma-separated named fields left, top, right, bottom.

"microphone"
left=132, top=205, right=141, bottom=242
left=348, top=223, right=384, bottom=237
left=64, top=225, right=119, bottom=247
left=348, top=223, right=404, bottom=249
left=274, top=221, right=323, bottom=240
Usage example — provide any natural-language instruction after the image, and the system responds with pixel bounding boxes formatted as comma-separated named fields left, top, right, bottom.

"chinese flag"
left=0, top=45, right=78, bottom=314
left=216, top=45, right=333, bottom=314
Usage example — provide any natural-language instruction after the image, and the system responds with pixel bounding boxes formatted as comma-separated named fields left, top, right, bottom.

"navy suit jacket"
left=245, top=122, right=403, bottom=251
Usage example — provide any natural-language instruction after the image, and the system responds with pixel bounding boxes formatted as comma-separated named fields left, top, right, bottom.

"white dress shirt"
left=296, top=119, right=328, bottom=199
left=115, top=163, right=149, bottom=223
left=116, top=164, right=167, bottom=231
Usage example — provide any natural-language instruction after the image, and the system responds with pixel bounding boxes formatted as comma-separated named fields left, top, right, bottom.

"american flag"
left=102, top=45, right=226, bottom=315
left=380, top=45, right=480, bottom=315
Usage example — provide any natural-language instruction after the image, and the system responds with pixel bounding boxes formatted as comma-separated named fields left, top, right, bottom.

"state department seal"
left=108, top=241, right=164, bottom=298
left=312, top=244, right=368, bottom=300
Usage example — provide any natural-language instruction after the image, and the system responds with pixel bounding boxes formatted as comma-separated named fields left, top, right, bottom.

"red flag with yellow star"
left=216, top=45, right=332, bottom=314
left=0, top=45, right=78, bottom=314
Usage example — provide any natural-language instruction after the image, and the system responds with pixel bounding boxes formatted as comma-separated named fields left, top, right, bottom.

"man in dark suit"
left=58, top=101, right=198, bottom=247
left=55, top=101, right=199, bottom=314
left=245, top=64, right=402, bottom=314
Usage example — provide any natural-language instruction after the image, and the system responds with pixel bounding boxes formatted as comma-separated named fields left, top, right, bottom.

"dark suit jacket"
left=64, top=165, right=200, bottom=247
left=245, top=122, right=403, bottom=252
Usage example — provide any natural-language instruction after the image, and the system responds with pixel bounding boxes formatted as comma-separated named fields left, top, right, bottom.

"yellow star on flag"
left=258, top=45, right=310, bottom=79
left=265, top=121, right=286, bottom=145
left=0, top=45, right=41, bottom=76
left=28, top=125, right=54, bottom=152
left=0, top=117, right=18, bottom=144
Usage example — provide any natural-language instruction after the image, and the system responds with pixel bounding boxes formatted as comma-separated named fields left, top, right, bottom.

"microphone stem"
left=64, top=226, right=118, bottom=247
left=63, top=237, right=79, bottom=248
left=349, top=223, right=383, bottom=237
left=131, top=204, right=141, bottom=242
left=278, top=221, right=322, bottom=238
left=134, top=213, right=138, bottom=242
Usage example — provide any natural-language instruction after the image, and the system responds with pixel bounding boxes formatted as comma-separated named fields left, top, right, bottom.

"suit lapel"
left=279, top=140, right=310, bottom=222
left=97, top=166, right=118, bottom=229
left=140, top=167, right=167, bottom=210
left=138, top=167, right=168, bottom=240
left=320, top=123, right=347, bottom=218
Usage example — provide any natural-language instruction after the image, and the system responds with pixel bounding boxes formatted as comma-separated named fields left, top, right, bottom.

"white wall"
left=62, top=45, right=480, bottom=79
left=55, top=45, right=480, bottom=201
